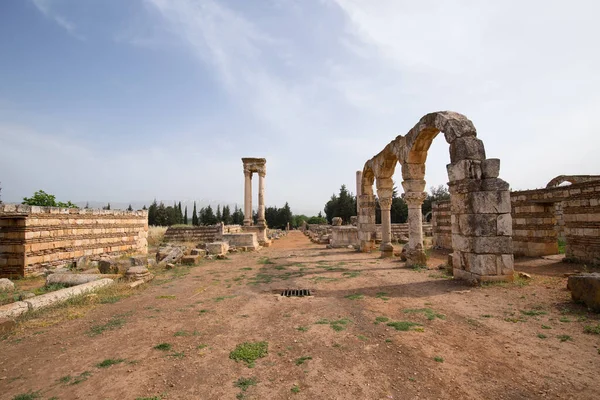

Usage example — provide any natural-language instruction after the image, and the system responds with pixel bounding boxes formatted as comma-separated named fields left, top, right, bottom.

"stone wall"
left=163, top=224, right=223, bottom=243
left=330, top=226, right=358, bottom=248
left=430, top=181, right=600, bottom=265
left=431, top=201, right=452, bottom=249
left=0, top=204, right=148, bottom=278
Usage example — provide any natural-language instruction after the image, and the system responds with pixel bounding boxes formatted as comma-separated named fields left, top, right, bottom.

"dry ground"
left=1, top=231, right=599, bottom=400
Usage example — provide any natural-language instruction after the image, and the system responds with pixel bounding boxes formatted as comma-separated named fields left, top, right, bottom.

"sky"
left=1, top=0, right=599, bottom=216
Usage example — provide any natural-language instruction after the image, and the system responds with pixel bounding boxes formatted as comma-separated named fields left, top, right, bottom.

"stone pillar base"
left=405, top=248, right=427, bottom=267
left=380, top=243, right=394, bottom=258
left=453, top=268, right=514, bottom=283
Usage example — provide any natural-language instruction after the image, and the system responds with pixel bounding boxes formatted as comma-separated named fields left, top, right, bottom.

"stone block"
left=449, top=137, right=486, bottom=163
left=482, top=159, right=500, bottom=178
left=46, top=273, right=103, bottom=287
left=190, top=248, right=207, bottom=256
left=447, top=160, right=482, bottom=182
left=497, top=254, right=514, bottom=275
left=466, top=191, right=511, bottom=214
left=181, top=255, right=200, bottom=265
left=0, top=278, right=15, bottom=291
left=457, top=214, right=497, bottom=236
left=471, top=236, right=513, bottom=254
left=206, top=242, right=229, bottom=255
left=463, top=253, right=497, bottom=275
left=481, top=178, right=510, bottom=192
left=567, top=273, right=600, bottom=312
left=496, top=214, right=512, bottom=236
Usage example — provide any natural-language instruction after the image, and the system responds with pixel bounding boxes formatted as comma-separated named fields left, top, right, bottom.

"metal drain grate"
left=281, top=289, right=312, bottom=297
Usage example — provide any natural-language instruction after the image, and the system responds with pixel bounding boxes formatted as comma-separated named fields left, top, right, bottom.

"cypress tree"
left=216, top=205, right=222, bottom=222
left=192, top=202, right=198, bottom=226
left=184, top=206, right=188, bottom=225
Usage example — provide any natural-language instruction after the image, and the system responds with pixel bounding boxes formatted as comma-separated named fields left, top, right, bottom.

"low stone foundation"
left=330, top=226, right=358, bottom=248
left=0, top=204, right=148, bottom=278
left=223, top=233, right=259, bottom=250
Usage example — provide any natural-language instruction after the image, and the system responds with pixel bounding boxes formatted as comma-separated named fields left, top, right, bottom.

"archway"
left=358, top=111, right=514, bottom=282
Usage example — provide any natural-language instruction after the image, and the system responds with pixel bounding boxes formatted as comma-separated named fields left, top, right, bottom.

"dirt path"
left=1, top=231, right=599, bottom=399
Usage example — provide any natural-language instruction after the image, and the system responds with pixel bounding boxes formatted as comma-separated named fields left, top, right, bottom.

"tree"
left=216, top=205, right=222, bottom=222
left=127, top=204, right=133, bottom=211
left=232, top=205, right=244, bottom=225
left=422, top=184, right=450, bottom=217
left=324, top=184, right=357, bottom=224
left=142, top=205, right=147, bottom=210
left=391, top=186, right=408, bottom=223
left=183, top=206, right=188, bottom=225
left=178, top=201, right=183, bottom=222
left=201, top=205, right=217, bottom=225
left=148, top=199, right=158, bottom=226
left=0, top=182, right=2, bottom=204
left=307, top=215, right=327, bottom=224
left=22, top=190, right=77, bottom=208
left=222, top=205, right=232, bottom=225
left=103, top=203, right=111, bottom=210
left=84, top=202, right=90, bottom=209
left=192, top=202, right=198, bottom=226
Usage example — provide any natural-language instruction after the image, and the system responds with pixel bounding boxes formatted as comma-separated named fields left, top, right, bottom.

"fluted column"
left=243, top=171, right=253, bottom=226
left=257, top=171, right=266, bottom=226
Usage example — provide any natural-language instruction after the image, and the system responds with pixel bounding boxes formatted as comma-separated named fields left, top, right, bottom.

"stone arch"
left=358, top=111, right=514, bottom=282
left=546, top=175, right=600, bottom=188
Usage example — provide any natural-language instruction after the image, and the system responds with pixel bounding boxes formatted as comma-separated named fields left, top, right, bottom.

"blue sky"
left=1, top=0, right=599, bottom=215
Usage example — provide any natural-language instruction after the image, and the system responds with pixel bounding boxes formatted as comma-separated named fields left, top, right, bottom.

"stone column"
left=358, top=194, right=376, bottom=252
left=377, top=178, right=394, bottom=257
left=257, top=171, right=266, bottom=226
left=356, top=171, right=363, bottom=215
left=243, top=171, right=253, bottom=226
left=404, top=191, right=428, bottom=266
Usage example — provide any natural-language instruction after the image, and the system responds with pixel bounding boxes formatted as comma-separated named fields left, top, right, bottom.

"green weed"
left=229, top=341, right=269, bottom=368
left=153, top=343, right=172, bottom=351
left=344, top=293, right=363, bottom=300
left=88, top=317, right=125, bottom=336
left=234, top=377, right=258, bottom=392
left=403, top=308, right=445, bottom=320
left=96, top=358, right=125, bottom=368
left=386, top=321, right=422, bottom=331
left=295, top=356, right=312, bottom=365
left=433, top=356, right=444, bottom=363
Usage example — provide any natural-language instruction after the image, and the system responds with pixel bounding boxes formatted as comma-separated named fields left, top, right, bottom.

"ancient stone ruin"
left=0, top=204, right=148, bottom=278
left=358, top=111, right=514, bottom=282
left=241, top=157, right=271, bottom=247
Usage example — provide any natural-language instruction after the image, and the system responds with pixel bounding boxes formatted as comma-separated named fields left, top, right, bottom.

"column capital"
left=258, top=168, right=266, bottom=178
left=244, top=169, right=253, bottom=178
left=379, top=197, right=392, bottom=210
left=404, top=191, right=427, bottom=207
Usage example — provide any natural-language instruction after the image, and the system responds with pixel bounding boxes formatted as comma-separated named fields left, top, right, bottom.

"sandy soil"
left=1, top=231, right=599, bottom=400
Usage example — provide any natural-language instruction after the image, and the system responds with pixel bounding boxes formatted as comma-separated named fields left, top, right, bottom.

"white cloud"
left=31, top=0, right=85, bottom=40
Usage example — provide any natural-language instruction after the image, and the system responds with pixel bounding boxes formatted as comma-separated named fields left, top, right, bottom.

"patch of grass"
left=88, top=317, right=125, bottom=336
left=357, top=335, right=368, bottom=341
left=96, top=358, right=125, bottom=368
left=197, top=344, right=209, bottom=350
left=386, top=321, right=422, bottom=331
left=214, top=295, right=236, bottom=302
left=557, top=334, right=573, bottom=342
left=248, top=274, right=274, bottom=285
left=385, top=338, right=392, bottom=343
left=33, top=283, right=68, bottom=295
left=314, top=317, right=351, bottom=331
left=71, top=371, right=91, bottom=385
left=199, top=309, right=210, bottom=314
left=229, top=341, right=269, bottom=368
left=541, top=325, right=552, bottom=329
left=297, top=326, right=309, bottom=332
left=240, top=267, right=253, bottom=271
left=374, top=316, right=389, bottom=324
left=12, top=391, right=41, bottom=400
left=583, top=324, right=600, bottom=335
left=291, top=385, right=300, bottom=394
left=344, top=293, right=364, bottom=300
left=273, top=265, right=287, bottom=270
left=481, top=314, right=492, bottom=318
left=403, top=308, right=445, bottom=320
left=156, top=295, right=176, bottom=300
left=257, top=257, right=275, bottom=265
left=557, top=238, right=566, bottom=254
left=537, top=333, right=547, bottom=339
left=342, top=271, right=361, bottom=278
left=433, top=356, right=444, bottom=363
left=521, top=309, right=547, bottom=316
left=168, top=352, right=185, bottom=359
left=58, top=375, right=72, bottom=384
left=136, top=397, right=162, bottom=400
left=375, top=292, right=390, bottom=301
left=234, top=377, right=258, bottom=392
left=309, top=276, right=339, bottom=283
left=559, top=317, right=571, bottom=323
left=153, top=343, right=172, bottom=351
left=174, top=330, right=189, bottom=337
left=410, top=265, right=427, bottom=272
left=295, top=356, right=312, bottom=365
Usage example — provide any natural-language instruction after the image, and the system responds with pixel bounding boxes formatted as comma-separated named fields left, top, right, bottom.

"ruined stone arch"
left=546, top=175, right=600, bottom=188
left=357, top=111, right=514, bottom=282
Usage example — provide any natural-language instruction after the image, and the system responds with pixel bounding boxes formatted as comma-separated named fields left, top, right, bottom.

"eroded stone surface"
left=568, top=273, right=600, bottom=312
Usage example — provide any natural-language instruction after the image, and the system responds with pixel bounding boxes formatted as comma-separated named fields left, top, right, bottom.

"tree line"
left=147, top=201, right=245, bottom=227
left=323, top=184, right=450, bottom=224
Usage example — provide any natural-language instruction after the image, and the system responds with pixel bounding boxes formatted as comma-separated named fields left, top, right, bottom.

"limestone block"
left=471, top=236, right=513, bottom=254
left=125, top=266, right=151, bottom=281
left=332, top=217, right=343, bottom=226
left=206, top=242, right=229, bottom=256
left=567, top=273, right=600, bottom=312
left=181, top=255, right=200, bottom=265
left=0, top=301, right=30, bottom=319
left=191, top=248, right=208, bottom=256
left=468, top=191, right=511, bottom=214
left=129, top=256, right=147, bottom=266
left=497, top=254, right=514, bottom=275
left=447, top=160, right=482, bottom=182
left=482, top=159, right=500, bottom=179
left=449, top=137, right=486, bottom=163
left=481, top=178, right=510, bottom=192
left=46, top=273, right=103, bottom=287
left=0, top=278, right=15, bottom=291
left=24, top=278, right=114, bottom=312
left=98, top=259, right=120, bottom=274
left=497, top=214, right=512, bottom=236
left=158, top=247, right=184, bottom=265
left=463, top=253, right=497, bottom=275
left=457, top=214, right=497, bottom=236
left=401, top=163, right=426, bottom=180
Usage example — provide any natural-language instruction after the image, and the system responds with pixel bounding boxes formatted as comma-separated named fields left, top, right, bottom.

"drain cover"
left=281, top=289, right=312, bottom=297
